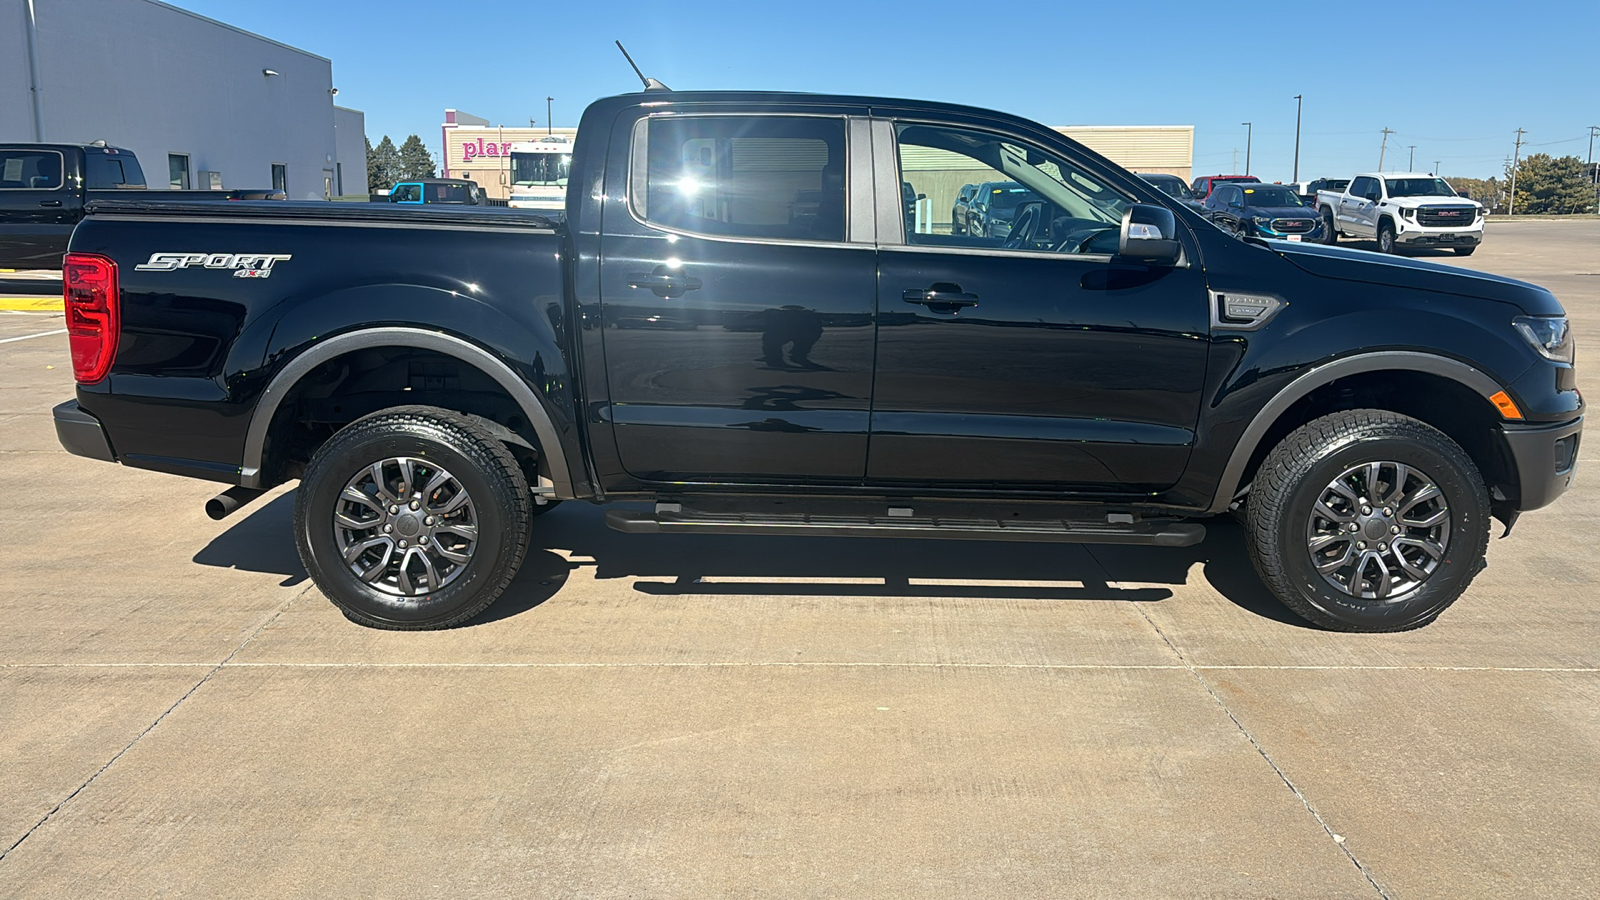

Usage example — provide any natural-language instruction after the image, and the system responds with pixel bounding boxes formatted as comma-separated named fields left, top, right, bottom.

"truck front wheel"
left=1246, top=409, right=1490, bottom=632
left=1377, top=220, right=1398, bottom=254
left=294, top=405, right=532, bottom=629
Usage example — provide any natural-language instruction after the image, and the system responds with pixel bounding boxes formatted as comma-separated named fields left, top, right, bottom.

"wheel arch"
left=240, top=327, right=575, bottom=497
left=1208, top=351, right=1514, bottom=514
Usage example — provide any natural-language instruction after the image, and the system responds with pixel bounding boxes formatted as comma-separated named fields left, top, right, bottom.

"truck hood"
left=1386, top=196, right=1481, bottom=210
left=1273, top=242, right=1564, bottom=314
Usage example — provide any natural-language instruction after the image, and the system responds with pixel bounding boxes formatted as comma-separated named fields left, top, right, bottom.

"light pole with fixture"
left=546, top=97, right=553, bottom=136
left=1292, top=95, right=1302, bottom=183
left=1241, top=122, right=1252, bottom=175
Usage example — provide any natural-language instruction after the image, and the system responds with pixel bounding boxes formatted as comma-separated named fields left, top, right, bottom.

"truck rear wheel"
left=1320, top=207, right=1339, bottom=244
left=1246, top=409, right=1490, bottom=632
left=294, top=405, right=532, bottom=629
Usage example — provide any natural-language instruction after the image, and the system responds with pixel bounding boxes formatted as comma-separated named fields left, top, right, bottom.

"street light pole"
left=1589, top=126, right=1600, bottom=214
left=1292, top=95, right=1303, bottom=183
left=1241, top=122, right=1252, bottom=175
left=1407, top=146, right=1416, bottom=170
left=546, top=97, right=553, bottom=136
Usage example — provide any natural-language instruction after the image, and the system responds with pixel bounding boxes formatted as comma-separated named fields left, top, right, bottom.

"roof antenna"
left=616, top=41, right=670, bottom=92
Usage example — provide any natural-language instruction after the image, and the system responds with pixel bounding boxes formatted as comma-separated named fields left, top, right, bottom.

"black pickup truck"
left=0, top=143, right=283, bottom=269
left=52, top=90, right=1582, bottom=633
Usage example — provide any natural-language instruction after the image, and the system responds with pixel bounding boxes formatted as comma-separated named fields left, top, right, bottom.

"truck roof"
left=0, top=142, right=135, bottom=154
left=1357, top=172, right=1441, bottom=180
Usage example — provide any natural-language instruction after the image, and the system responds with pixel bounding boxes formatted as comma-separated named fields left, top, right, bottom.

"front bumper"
left=1395, top=224, right=1484, bottom=245
left=1502, top=416, right=1582, bottom=511
left=53, top=399, right=116, bottom=462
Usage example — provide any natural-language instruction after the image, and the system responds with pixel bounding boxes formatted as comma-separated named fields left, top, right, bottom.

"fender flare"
left=239, top=326, right=574, bottom=496
left=1206, top=350, right=1508, bottom=513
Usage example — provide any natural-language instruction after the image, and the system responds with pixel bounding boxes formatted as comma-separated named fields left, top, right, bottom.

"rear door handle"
left=903, top=284, right=978, bottom=310
left=40, top=200, right=62, bottom=207
left=627, top=264, right=702, bottom=299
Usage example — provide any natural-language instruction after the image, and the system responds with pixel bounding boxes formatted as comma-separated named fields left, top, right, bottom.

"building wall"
left=1057, top=126, right=1194, bottom=181
left=441, top=111, right=577, bottom=199
left=333, top=106, right=366, bottom=197
left=0, top=0, right=358, bottom=200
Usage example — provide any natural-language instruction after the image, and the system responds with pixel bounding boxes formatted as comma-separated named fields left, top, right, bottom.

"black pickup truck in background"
left=0, top=143, right=284, bottom=269
left=51, top=90, right=1582, bottom=634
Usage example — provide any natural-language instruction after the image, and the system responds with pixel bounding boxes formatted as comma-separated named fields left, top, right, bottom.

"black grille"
left=1417, top=206, right=1477, bottom=227
left=1272, top=218, right=1317, bottom=234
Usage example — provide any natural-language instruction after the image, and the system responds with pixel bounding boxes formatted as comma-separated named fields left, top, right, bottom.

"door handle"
left=40, top=200, right=62, bottom=207
left=627, top=264, right=702, bottom=299
left=903, top=284, right=978, bottom=310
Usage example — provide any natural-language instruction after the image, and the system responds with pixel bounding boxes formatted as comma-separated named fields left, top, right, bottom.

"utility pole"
left=1232, top=147, right=1238, bottom=174
left=1509, top=128, right=1526, bottom=216
left=1378, top=127, right=1394, bottom=170
left=1407, top=146, right=1416, bottom=170
left=546, top=97, right=554, bottom=136
left=1589, top=126, right=1599, bottom=214
left=1241, top=122, right=1252, bottom=175
left=1292, top=95, right=1303, bottom=183
left=1434, top=160, right=1441, bottom=175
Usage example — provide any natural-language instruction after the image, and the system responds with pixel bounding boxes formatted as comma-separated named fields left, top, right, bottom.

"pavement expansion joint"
left=0, top=585, right=313, bottom=865
left=3, top=661, right=1597, bottom=671
left=1131, top=602, right=1395, bottom=899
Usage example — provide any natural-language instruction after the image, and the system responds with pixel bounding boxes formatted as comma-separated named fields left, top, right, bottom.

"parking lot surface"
left=1, top=221, right=1597, bottom=898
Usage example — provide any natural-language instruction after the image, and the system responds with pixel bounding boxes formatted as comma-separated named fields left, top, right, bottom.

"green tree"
left=368, top=135, right=401, bottom=193
left=397, top=135, right=437, bottom=181
left=1508, top=153, right=1591, bottom=214
left=1443, top=176, right=1503, bottom=212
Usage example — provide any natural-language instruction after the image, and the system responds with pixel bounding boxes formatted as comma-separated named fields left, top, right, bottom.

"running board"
left=605, top=508, right=1205, bottom=547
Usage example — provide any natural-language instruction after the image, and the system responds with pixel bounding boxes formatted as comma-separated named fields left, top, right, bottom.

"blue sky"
left=177, top=0, right=1595, bottom=180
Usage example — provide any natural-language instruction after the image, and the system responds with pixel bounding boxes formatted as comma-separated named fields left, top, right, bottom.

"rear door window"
left=631, top=115, right=848, bottom=243
left=85, top=153, right=131, bottom=189
left=0, top=150, right=63, bottom=189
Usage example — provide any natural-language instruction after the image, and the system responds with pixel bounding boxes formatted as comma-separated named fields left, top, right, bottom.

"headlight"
left=1476, top=206, right=1488, bottom=218
left=1513, top=315, right=1574, bottom=363
left=1252, top=216, right=1274, bottom=226
left=1401, top=207, right=1418, bottom=220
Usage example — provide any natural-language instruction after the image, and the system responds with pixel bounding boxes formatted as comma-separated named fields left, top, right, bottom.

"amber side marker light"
left=1489, top=390, right=1523, bottom=420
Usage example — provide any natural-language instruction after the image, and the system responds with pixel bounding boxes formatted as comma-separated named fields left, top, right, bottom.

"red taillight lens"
left=63, top=253, right=120, bottom=384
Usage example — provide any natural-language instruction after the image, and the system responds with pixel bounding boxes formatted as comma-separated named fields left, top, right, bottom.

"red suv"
left=1190, top=174, right=1261, bottom=201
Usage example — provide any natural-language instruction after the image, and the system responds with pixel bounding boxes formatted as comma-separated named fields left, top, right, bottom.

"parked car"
left=54, top=88, right=1580, bottom=635
left=1137, top=173, right=1205, bottom=212
left=384, top=179, right=486, bottom=205
left=951, top=183, right=980, bottom=234
left=1317, top=173, right=1485, bottom=255
left=0, top=143, right=283, bottom=269
left=1203, top=183, right=1325, bottom=242
left=965, top=181, right=1038, bottom=238
left=1190, top=174, right=1260, bottom=201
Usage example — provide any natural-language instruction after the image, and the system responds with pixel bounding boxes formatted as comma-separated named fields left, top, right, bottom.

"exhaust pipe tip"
left=206, top=486, right=266, bottom=521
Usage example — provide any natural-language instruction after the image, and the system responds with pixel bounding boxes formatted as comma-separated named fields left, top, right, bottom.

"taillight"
left=63, top=253, right=120, bottom=384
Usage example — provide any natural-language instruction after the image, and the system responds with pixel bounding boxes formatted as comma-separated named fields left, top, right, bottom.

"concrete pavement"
left=1, top=222, right=1596, bottom=898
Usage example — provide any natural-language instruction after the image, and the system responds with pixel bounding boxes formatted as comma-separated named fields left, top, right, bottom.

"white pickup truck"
left=1317, top=173, right=1485, bottom=256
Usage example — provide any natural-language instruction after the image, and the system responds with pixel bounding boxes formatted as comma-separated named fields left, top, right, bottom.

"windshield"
left=1240, top=186, right=1304, bottom=207
left=1385, top=178, right=1457, bottom=198
left=511, top=152, right=572, bottom=186
left=1142, top=175, right=1192, bottom=199
left=987, top=185, right=1035, bottom=210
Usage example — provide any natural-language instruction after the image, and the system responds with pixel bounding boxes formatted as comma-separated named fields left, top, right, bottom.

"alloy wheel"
left=333, top=457, right=479, bottom=596
left=1304, top=460, right=1451, bottom=601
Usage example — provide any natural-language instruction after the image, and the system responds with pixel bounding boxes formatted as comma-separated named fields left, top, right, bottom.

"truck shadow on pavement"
left=193, top=495, right=1309, bottom=628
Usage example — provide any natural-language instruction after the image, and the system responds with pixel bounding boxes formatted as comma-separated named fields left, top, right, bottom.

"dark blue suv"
left=1204, top=182, right=1324, bottom=242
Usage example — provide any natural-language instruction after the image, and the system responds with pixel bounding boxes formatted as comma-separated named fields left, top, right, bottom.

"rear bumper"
left=53, top=399, right=116, bottom=462
left=1503, top=416, right=1582, bottom=511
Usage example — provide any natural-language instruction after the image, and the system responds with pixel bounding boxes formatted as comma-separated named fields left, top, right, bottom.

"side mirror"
left=1118, top=204, right=1181, bottom=266
left=1229, top=200, right=1243, bottom=209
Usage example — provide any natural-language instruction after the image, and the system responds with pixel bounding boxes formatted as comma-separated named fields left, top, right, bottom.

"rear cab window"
left=630, top=115, right=848, bottom=243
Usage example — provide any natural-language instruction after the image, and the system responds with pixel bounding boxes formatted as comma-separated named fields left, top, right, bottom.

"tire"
left=1453, top=246, right=1477, bottom=256
left=1246, top=409, right=1490, bottom=632
left=1320, top=208, right=1339, bottom=244
left=1377, top=219, right=1397, bottom=254
left=294, top=405, right=532, bottom=630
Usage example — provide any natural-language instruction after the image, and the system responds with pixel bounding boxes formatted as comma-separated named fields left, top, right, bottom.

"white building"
left=1, top=0, right=365, bottom=200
